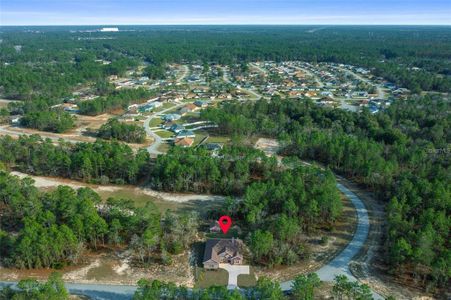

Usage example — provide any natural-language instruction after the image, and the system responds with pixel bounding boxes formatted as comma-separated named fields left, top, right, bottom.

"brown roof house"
left=174, top=137, right=194, bottom=148
left=203, top=238, right=244, bottom=270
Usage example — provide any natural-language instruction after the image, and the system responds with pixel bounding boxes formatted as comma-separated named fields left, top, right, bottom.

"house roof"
left=194, top=100, right=208, bottom=107
left=176, top=130, right=195, bottom=138
left=205, top=143, right=223, bottom=151
left=174, top=137, right=194, bottom=147
left=185, top=103, right=197, bottom=110
left=170, top=124, right=184, bottom=130
left=203, top=238, right=243, bottom=264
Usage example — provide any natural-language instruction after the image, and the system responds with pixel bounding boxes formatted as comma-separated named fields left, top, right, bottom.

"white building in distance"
left=100, top=27, right=119, bottom=32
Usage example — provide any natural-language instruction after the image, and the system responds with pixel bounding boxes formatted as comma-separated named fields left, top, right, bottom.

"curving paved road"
left=280, top=182, right=382, bottom=299
left=143, top=102, right=185, bottom=156
left=176, top=64, right=189, bottom=83
left=0, top=281, right=137, bottom=300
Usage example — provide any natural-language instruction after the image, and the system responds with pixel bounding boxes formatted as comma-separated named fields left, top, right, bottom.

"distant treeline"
left=1, top=26, right=450, bottom=103
left=0, top=135, right=150, bottom=184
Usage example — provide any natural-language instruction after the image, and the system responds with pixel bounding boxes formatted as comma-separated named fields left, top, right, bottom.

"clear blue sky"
left=1, top=0, right=451, bottom=26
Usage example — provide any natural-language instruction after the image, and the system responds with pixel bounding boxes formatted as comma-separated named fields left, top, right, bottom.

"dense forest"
left=0, top=135, right=150, bottom=184
left=151, top=146, right=277, bottom=195
left=1, top=26, right=450, bottom=102
left=238, top=167, right=341, bottom=266
left=153, top=146, right=343, bottom=266
left=0, top=170, right=198, bottom=269
left=201, top=95, right=450, bottom=290
left=20, top=110, right=76, bottom=133
left=0, top=137, right=343, bottom=268
left=7, top=99, right=77, bottom=133
left=97, top=118, right=146, bottom=143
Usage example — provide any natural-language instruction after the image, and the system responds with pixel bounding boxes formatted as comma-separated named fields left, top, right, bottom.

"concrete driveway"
left=219, top=263, right=250, bottom=289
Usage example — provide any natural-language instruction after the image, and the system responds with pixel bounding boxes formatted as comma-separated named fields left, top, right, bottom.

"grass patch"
left=149, top=118, right=163, bottom=127
left=157, top=143, right=171, bottom=153
left=155, top=130, right=174, bottom=138
left=193, top=132, right=207, bottom=146
left=206, top=135, right=230, bottom=144
left=195, top=268, right=228, bottom=288
left=178, top=114, right=201, bottom=125
left=238, top=267, right=257, bottom=288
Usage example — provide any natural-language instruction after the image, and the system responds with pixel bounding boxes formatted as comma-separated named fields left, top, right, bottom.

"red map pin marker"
left=218, top=215, right=232, bottom=234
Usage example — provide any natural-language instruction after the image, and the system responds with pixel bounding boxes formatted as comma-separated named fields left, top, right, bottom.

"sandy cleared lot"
left=0, top=99, right=19, bottom=108
left=254, top=138, right=280, bottom=156
left=10, top=171, right=225, bottom=204
left=0, top=250, right=194, bottom=287
left=0, top=112, right=152, bottom=151
left=0, top=124, right=95, bottom=144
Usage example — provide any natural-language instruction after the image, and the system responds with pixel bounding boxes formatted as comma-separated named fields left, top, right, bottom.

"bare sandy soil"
left=0, top=124, right=96, bottom=143
left=0, top=99, right=18, bottom=108
left=0, top=113, right=150, bottom=151
left=0, top=250, right=194, bottom=287
left=10, top=171, right=225, bottom=204
left=254, top=138, right=280, bottom=156
left=75, top=114, right=113, bottom=131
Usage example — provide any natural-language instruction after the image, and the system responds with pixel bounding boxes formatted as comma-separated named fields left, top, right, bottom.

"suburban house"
left=174, top=137, right=194, bottom=148
left=205, top=143, right=223, bottom=151
left=169, top=124, right=185, bottom=133
left=162, top=113, right=181, bottom=122
left=176, top=130, right=195, bottom=139
left=194, top=100, right=209, bottom=108
left=138, top=101, right=162, bottom=113
left=203, top=238, right=244, bottom=270
left=184, top=103, right=198, bottom=112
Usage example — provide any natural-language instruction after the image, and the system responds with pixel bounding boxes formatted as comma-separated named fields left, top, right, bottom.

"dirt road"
left=10, top=171, right=225, bottom=204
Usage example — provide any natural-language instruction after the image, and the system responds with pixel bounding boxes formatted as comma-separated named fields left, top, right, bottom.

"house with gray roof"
left=176, top=130, right=195, bottom=139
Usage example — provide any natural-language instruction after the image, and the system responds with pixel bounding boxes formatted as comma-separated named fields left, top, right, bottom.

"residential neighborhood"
left=1, top=23, right=448, bottom=300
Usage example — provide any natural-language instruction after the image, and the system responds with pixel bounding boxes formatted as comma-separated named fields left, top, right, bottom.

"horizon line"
left=2, top=23, right=451, bottom=26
